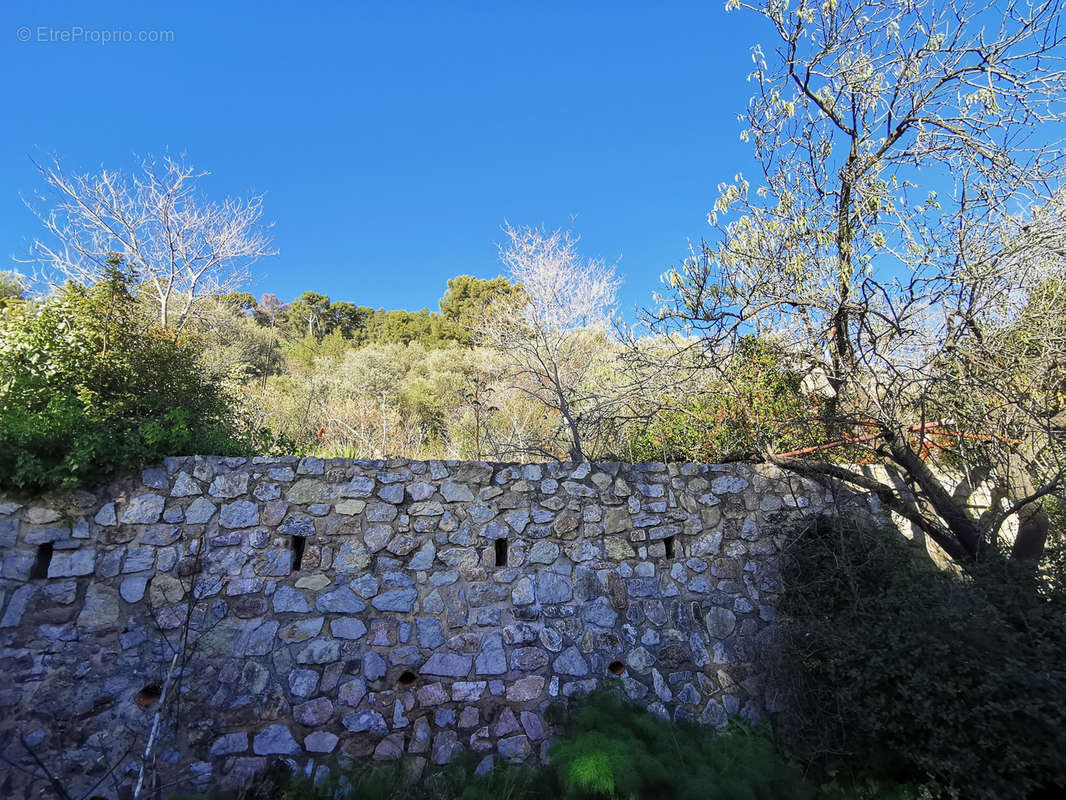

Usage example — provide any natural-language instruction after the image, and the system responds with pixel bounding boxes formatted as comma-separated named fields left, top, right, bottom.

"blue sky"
left=0, top=1, right=762, bottom=315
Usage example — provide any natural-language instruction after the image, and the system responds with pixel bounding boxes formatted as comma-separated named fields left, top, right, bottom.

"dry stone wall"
left=0, top=457, right=834, bottom=798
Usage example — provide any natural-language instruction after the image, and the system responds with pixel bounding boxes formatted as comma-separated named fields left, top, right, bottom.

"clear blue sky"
left=0, top=1, right=762, bottom=315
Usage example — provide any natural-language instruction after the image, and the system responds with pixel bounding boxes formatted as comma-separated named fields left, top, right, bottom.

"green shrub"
left=779, top=515, right=1066, bottom=799
left=549, top=686, right=814, bottom=800
left=0, top=267, right=250, bottom=494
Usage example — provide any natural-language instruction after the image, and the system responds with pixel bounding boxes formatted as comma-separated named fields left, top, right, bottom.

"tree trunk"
left=1004, top=452, right=1050, bottom=562
left=883, top=428, right=985, bottom=558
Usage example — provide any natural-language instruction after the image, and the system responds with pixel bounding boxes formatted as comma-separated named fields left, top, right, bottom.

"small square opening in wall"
left=291, top=536, right=306, bottom=571
left=494, top=538, right=508, bottom=567
left=30, top=542, right=54, bottom=579
left=663, top=535, right=675, bottom=559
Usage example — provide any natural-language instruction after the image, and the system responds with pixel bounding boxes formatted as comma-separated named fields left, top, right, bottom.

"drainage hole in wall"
left=291, top=535, right=306, bottom=571
left=397, top=670, right=418, bottom=689
left=608, top=660, right=626, bottom=676
left=135, top=683, right=163, bottom=708
left=29, top=542, right=54, bottom=580
left=663, top=535, right=675, bottom=559
left=494, top=538, right=508, bottom=567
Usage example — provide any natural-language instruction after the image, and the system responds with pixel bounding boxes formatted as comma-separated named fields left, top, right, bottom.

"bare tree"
left=26, top=154, right=274, bottom=331
left=657, top=0, right=1066, bottom=565
left=477, top=224, right=649, bottom=462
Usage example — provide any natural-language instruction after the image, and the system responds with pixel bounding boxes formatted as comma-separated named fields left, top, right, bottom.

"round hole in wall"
left=608, top=660, right=626, bottom=676
left=135, top=683, right=162, bottom=708
left=397, top=670, right=418, bottom=689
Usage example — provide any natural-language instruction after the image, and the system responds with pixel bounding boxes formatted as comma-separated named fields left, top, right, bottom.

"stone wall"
left=0, top=457, right=834, bottom=798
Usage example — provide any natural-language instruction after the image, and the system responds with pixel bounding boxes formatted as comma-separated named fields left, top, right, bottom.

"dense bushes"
left=0, top=268, right=249, bottom=495
left=549, top=688, right=812, bottom=799
left=779, top=515, right=1066, bottom=799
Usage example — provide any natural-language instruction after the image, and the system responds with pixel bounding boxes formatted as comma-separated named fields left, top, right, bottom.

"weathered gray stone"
left=553, top=646, right=589, bottom=676
left=304, top=731, right=339, bottom=753
left=343, top=710, right=387, bottom=735
left=26, top=507, right=60, bottom=525
left=272, top=586, right=310, bottom=613
left=253, top=724, right=300, bottom=755
left=297, top=457, right=324, bottom=475
left=334, top=541, right=371, bottom=573
left=254, top=482, right=282, bottom=502
left=293, top=697, right=333, bottom=726
left=539, top=627, right=564, bottom=652
left=376, top=483, right=404, bottom=504
left=295, top=638, right=341, bottom=664
left=372, top=588, right=417, bottom=612
left=529, top=540, right=560, bottom=564
left=279, top=513, right=315, bottom=537
left=422, top=652, right=473, bottom=678
left=285, top=478, right=328, bottom=503
left=582, top=596, right=618, bottom=628
left=498, top=734, right=531, bottom=761
left=120, top=494, right=165, bottom=524
left=255, top=548, right=292, bottom=576
left=704, top=607, right=737, bottom=639
left=316, top=586, right=365, bottom=613
left=408, top=540, right=436, bottom=570
left=335, top=499, right=366, bottom=515
left=441, top=481, right=474, bottom=502
left=241, top=621, right=280, bottom=655
left=520, top=711, right=546, bottom=740
left=363, top=524, right=392, bottom=553
left=219, top=500, right=259, bottom=528
left=364, top=650, right=388, bottom=680
left=149, top=574, right=186, bottom=605
left=432, top=730, right=460, bottom=765
left=123, top=546, right=156, bottom=573
left=0, top=585, right=35, bottom=628
left=210, top=733, right=248, bottom=757
left=170, top=473, right=201, bottom=497
left=278, top=617, right=324, bottom=643
left=119, top=575, right=149, bottom=603
left=209, top=472, right=250, bottom=498
left=288, top=668, right=320, bottom=698
left=506, top=676, right=546, bottom=702
left=339, top=476, right=375, bottom=497
left=330, top=618, right=368, bottom=640
left=417, top=617, right=445, bottom=649
left=0, top=519, right=18, bottom=548
left=452, top=681, right=487, bottom=702
left=699, top=699, right=729, bottom=728
left=183, top=497, right=217, bottom=524
left=94, top=502, right=118, bottom=526
left=47, top=549, right=95, bottom=578
left=338, top=678, right=367, bottom=707
left=475, top=632, right=506, bottom=676
left=711, top=476, right=749, bottom=494
left=77, top=584, right=119, bottom=630
left=512, top=576, right=535, bottom=605
left=374, top=733, right=405, bottom=760
left=626, top=646, right=655, bottom=673
left=511, top=647, right=549, bottom=670
left=386, top=534, right=418, bottom=556
left=366, top=502, right=399, bottom=522
left=536, top=571, right=573, bottom=603
left=409, top=501, right=444, bottom=516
